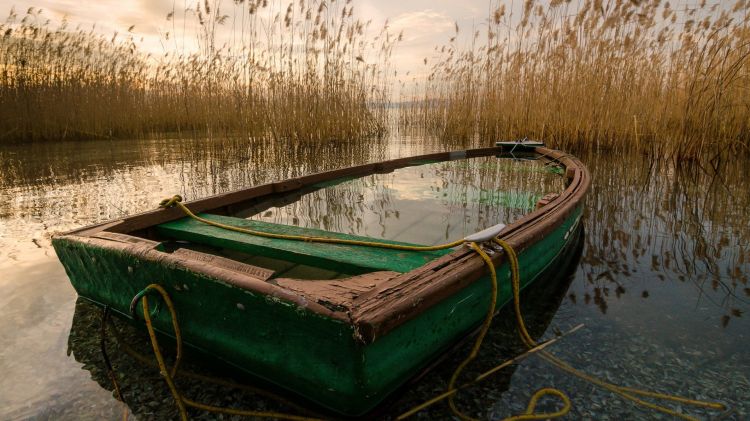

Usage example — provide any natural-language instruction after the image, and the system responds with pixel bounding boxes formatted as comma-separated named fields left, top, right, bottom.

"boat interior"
left=102, top=147, right=569, bottom=282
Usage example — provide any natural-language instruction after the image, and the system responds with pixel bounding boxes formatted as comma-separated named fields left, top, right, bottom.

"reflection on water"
left=250, top=157, right=565, bottom=245
left=0, top=136, right=749, bottom=419
left=0, top=137, right=386, bottom=263
left=578, top=156, right=750, bottom=338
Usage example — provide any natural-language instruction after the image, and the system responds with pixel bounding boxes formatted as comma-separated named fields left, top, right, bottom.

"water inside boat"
left=154, top=155, right=566, bottom=280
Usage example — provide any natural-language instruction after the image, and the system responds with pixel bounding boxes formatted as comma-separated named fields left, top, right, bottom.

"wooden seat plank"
left=155, top=214, right=452, bottom=275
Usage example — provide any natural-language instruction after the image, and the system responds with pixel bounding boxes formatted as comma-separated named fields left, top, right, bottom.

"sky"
left=0, top=0, right=492, bottom=85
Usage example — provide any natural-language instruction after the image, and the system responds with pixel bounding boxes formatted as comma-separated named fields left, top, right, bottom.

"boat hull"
left=52, top=205, right=583, bottom=416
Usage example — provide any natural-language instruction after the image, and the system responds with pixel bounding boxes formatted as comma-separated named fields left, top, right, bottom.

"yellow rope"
left=442, top=243, right=571, bottom=421
left=445, top=243, right=501, bottom=421
left=491, top=238, right=727, bottom=421
left=140, top=292, right=188, bottom=420
left=139, top=195, right=727, bottom=420
left=394, top=325, right=584, bottom=420
left=504, top=388, right=572, bottom=421
left=134, top=284, right=324, bottom=421
left=104, top=314, right=316, bottom=415
left=100, top=306, right=130, bottom=421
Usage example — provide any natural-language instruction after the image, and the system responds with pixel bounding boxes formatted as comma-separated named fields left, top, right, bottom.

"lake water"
left=0, top=136, right=748, bottom=420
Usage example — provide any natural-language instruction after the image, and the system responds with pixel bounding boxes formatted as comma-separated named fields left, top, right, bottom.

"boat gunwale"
left=52, top=145, right=590, bottom=343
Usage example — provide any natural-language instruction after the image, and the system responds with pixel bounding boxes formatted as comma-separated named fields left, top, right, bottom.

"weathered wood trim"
left=535, top=193, right=560, bottom=210
left=172, top=248, right=276, bottom=282
left=273, top=271, right=401, bottom=312
left=55, top=234, right=353, bottom=323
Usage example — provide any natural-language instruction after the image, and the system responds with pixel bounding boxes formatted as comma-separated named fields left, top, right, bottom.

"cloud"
left=388, top=9, right=454, bottom=43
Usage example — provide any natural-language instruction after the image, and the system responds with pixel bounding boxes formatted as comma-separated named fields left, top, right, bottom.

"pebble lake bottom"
left=0, top=136, right=748, bottom=419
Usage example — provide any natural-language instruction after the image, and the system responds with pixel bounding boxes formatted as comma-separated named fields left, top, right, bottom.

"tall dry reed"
left=0, top=1, right=396, bottom=142
left=401, top=0, right=750, bottom=161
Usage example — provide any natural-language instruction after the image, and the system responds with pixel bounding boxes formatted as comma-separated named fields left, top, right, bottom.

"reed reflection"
left=0, top=137, right=387, bottom=262
left=248, top=156, right=566, bottom=245
left=574, top=151, right=750, bottom=328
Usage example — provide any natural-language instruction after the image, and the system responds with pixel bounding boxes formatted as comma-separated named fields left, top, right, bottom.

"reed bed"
left=401, top=0, right=750, bottom=161
left=0, top=1, right=395, bottom=142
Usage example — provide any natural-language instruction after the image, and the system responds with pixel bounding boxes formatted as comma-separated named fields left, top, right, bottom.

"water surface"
left=1, top=136, right=748, bottom=420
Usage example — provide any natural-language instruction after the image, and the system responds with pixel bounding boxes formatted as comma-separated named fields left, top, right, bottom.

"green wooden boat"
left=52, top=143, right=590, bottom=416
left=65, top=230, right=583, bottom=419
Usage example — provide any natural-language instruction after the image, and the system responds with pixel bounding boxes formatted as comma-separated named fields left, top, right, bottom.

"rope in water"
left=120, top=195, right=726, bottom=420
left=440, top=242, right=572, bottom=421
left=491, top=239, right=727, bottom=421
left=101, top=310, right=319, bottom=415
left=100, top=306, right=130, bottom=421
left=133, top=284, right=325, bottom=421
